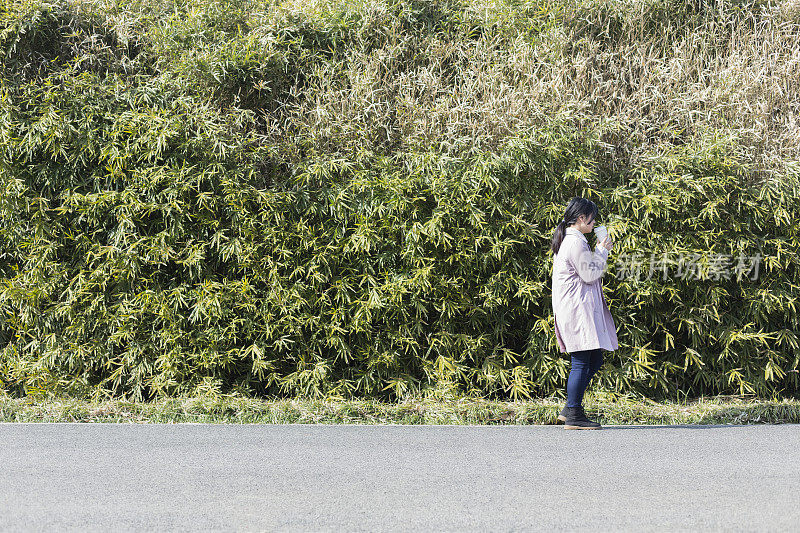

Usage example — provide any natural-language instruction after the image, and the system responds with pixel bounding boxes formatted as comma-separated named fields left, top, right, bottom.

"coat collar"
left=565, top=226, right=588, bottom=242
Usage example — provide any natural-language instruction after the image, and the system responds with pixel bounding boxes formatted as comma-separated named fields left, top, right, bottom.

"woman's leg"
left=566, top=349, right=594, bottom=408
left=587, top=349, right=604, bottom=382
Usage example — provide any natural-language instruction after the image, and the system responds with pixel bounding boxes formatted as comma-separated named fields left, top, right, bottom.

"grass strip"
left=1, top=392, right=799, bottom=425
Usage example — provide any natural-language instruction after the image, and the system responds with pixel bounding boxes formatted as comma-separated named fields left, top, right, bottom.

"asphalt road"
left=1, top=423, right=798, bottom=532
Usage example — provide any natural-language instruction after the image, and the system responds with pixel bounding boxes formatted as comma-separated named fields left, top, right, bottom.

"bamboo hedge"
left=0, top=0, right=798, bottom=401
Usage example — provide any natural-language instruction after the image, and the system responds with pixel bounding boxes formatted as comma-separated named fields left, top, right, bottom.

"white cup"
left=594, top=225, right=608, bottom=242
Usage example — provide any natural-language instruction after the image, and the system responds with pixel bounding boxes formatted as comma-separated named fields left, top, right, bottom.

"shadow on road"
left=601, top=424, right=752, bottom=430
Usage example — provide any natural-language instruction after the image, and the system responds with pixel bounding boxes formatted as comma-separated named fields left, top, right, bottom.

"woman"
left=550, top=197, right=618, bottom=430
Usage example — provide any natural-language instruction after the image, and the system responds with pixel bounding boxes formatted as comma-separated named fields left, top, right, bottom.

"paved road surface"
left=1, top=423, right=798, bottom=532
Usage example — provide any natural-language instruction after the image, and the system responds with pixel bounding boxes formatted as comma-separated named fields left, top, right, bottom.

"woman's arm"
left=565, top=239, right=609, bottom=284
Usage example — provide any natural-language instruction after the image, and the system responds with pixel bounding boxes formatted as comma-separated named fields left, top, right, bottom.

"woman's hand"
left=600, top=236, right=613, bottom=251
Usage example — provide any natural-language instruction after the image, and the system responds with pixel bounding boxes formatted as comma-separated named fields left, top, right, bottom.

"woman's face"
left=574, top=214, right=596, bottom=234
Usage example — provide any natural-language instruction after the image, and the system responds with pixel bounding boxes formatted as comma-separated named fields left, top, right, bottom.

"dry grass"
left=240, top=0, right=800, bottom=174
left=3, top=390, right=798, bottom=424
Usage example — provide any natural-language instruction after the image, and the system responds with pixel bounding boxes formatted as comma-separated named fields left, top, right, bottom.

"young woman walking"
left=550, top=197, right=618, bottom=430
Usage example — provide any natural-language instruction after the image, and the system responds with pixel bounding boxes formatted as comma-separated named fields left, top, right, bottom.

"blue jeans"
left=566, top=349, right=603, bottom=408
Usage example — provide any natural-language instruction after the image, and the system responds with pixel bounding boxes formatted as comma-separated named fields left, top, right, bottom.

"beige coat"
left=551, top=227, right=619, bottom=353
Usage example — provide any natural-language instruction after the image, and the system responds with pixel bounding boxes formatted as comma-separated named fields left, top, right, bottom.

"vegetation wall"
left=1, top=0, right=798, bottom=401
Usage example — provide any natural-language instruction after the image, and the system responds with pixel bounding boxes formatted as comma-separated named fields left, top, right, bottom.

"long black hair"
left=550, top=197, right=600, bottom=255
